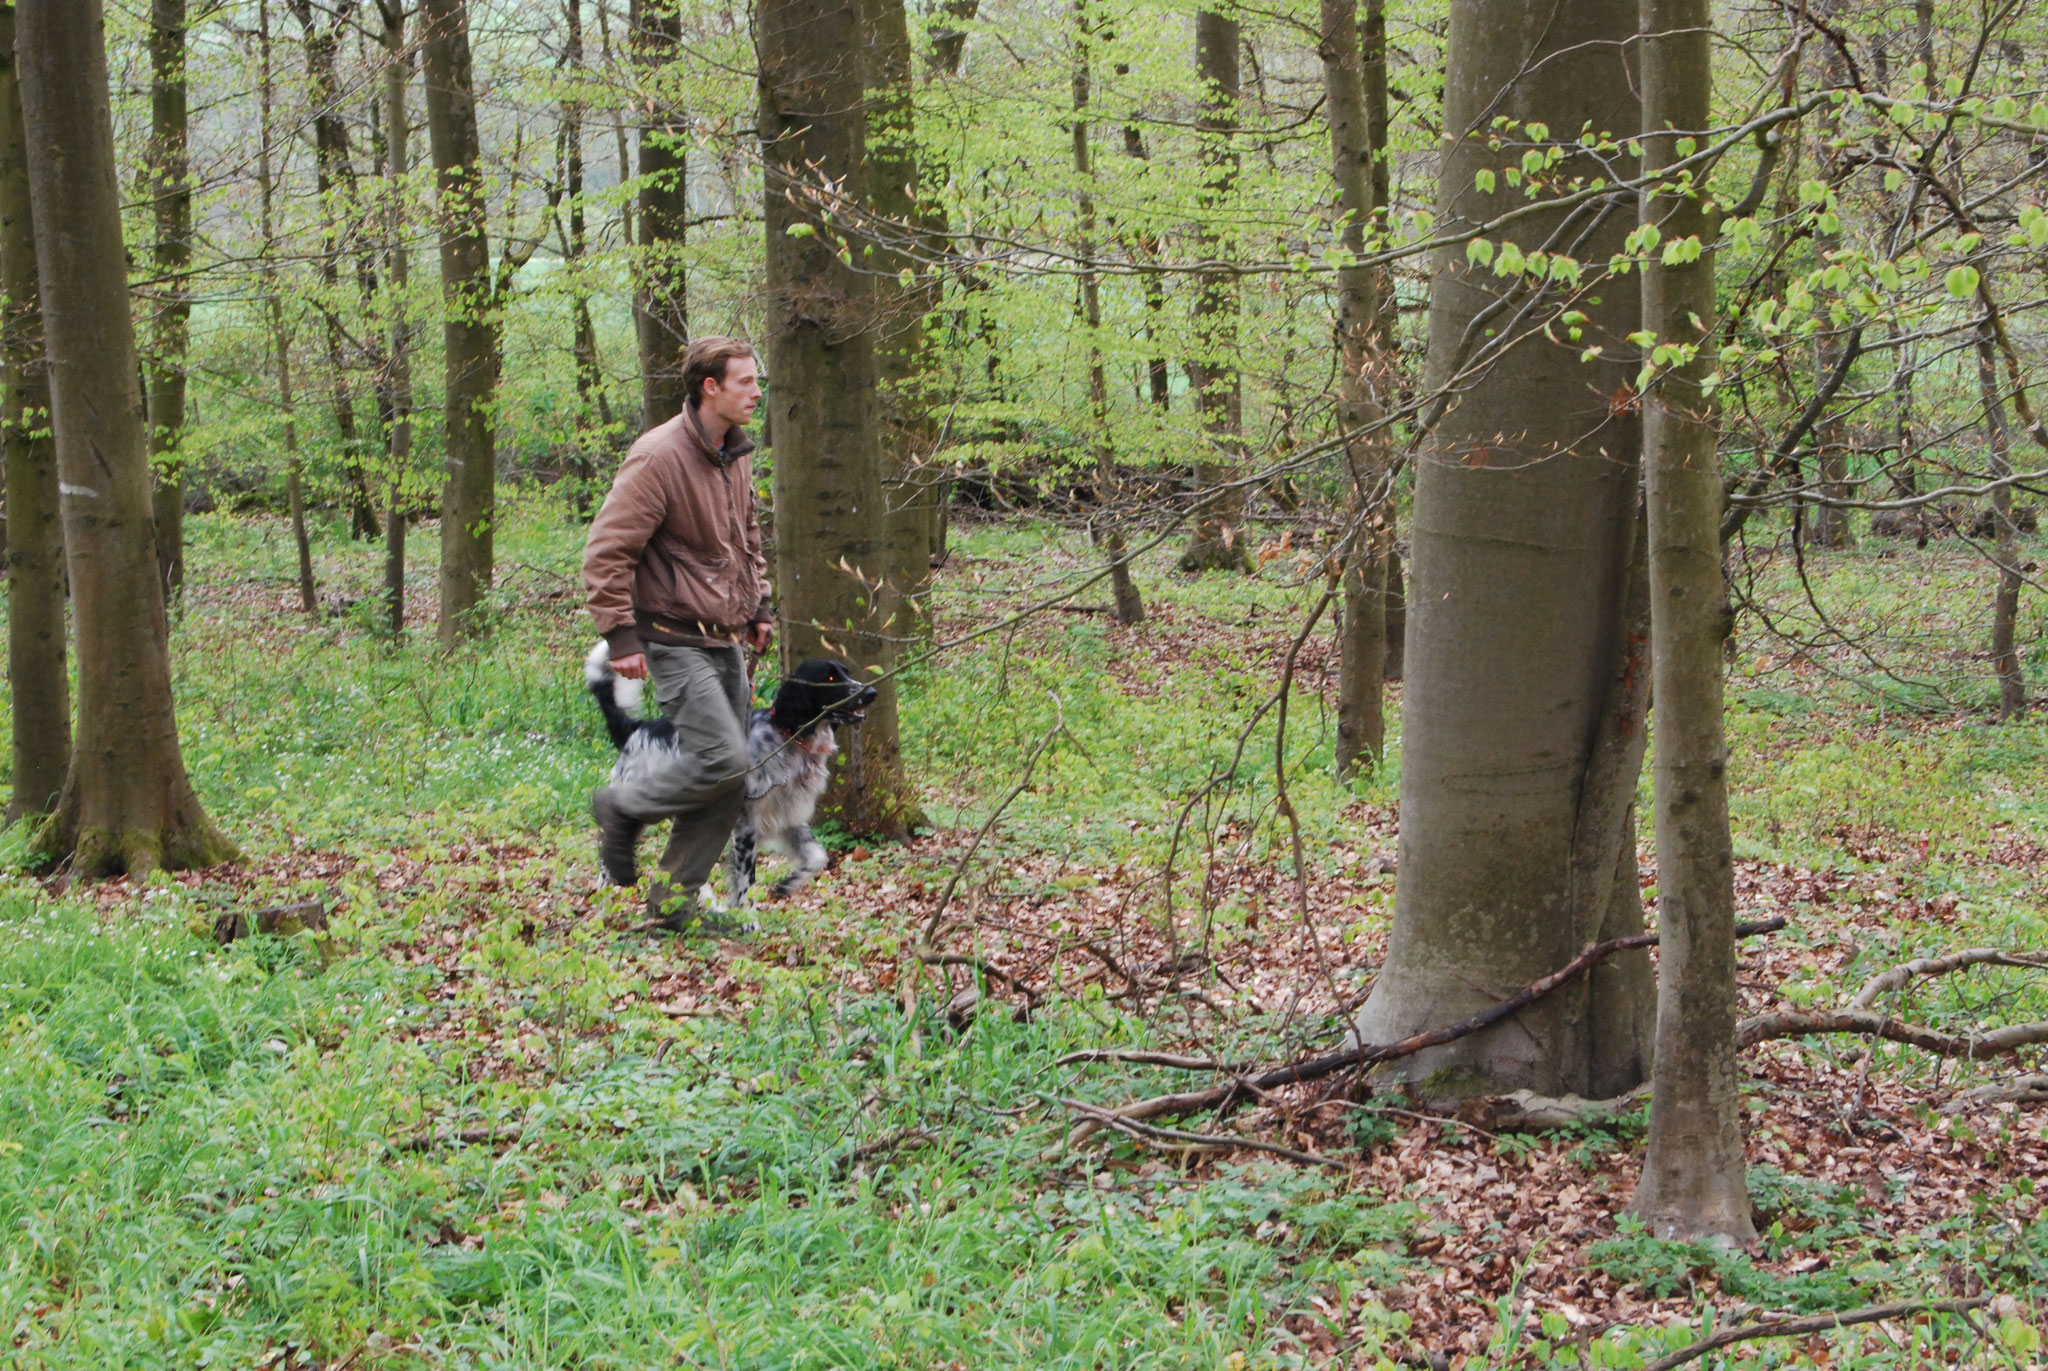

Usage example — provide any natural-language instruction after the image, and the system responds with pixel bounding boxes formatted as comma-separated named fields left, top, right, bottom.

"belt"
left=648, top=616, right=743, bottom=642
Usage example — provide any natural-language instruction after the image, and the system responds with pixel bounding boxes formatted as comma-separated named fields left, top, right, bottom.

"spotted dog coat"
left=585, top=641, right=875, bottom=907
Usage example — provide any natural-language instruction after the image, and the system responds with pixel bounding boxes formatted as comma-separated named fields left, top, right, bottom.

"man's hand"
left=611, top=652, right=649, bottom=680
left=745, top=621, right=774, bottom=654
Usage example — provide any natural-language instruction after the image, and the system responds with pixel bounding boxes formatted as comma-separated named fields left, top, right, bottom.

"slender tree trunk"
left=378, top=0, right=415, bottom=633
left=863, top=0, right=940, bottom=641
left=292, top=0, right=379, bottom=543
left=1353, top=0, right=1652, bottom=1099
left=1179, top=9, right=1252, bottom=574
left=256, top=0, right=317, bottom=618
left=16, top=0, right=234, bottom=874
left=1073, top=0, right=1143, bottom=626
left=633, top=0, right=688, bottom=428
left=0, top=0, right=68, bottom=822
left=1319, top=0, right=1389, bottom=779
left=421, top=0, right=499, bottom=644
left=761, top=0, right=922, bottom=838
left=145, top=0, right=190, bottom=599
left=597, top=0, right=635, bottom=251
left=1976, top=318, right=2027, bottom=720
left=1629, top=0, right=1754, bottom=1245
left=1362, top=0, right=1404, bottom=683
left=561, top=0, right=606, bottom=516
left=1805, top=28, right=1854, bottom=551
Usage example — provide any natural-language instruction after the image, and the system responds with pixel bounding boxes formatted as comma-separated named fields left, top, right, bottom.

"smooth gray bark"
left=1628, top=0, right=1755, bottom=1245
left=378, top=0, right=415, bottom=633
left=1354, top=0, right=1653, bottom=1099
left=1976, top=319, right=2026, bottom=720
left=17, top=0, right=234, bottom=873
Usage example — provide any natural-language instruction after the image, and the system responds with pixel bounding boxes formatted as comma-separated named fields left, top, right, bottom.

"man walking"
left=582, top=336, right=772, bottom=927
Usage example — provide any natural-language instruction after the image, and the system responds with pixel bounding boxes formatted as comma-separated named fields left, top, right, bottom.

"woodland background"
left=1, top=0, right=2047, bottom=1366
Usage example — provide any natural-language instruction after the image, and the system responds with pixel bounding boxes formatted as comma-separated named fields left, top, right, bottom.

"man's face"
left=702, top=355, right=762, bottom=429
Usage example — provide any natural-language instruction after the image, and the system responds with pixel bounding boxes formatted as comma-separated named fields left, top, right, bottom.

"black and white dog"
left=584, top=640, right=876, bottom=907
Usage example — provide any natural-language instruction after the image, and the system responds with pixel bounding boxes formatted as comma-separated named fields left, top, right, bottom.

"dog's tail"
left=584, top=638, right=645, bottom=750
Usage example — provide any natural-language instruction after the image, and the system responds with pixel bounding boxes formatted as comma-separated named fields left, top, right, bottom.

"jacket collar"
left=682, top=402, right=755, bottom=469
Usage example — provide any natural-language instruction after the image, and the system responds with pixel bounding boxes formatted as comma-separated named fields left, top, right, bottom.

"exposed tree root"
left=1066, top=917, right=1787, bottom=1146
left=1476, top=1086, right=1649, bottom=1132
left=1847, top=947, right=2048, bottom=1010
left=1737, top=1009, right=2048, bottom=1058
left=1635, top=1296, right=1992, bottom=1371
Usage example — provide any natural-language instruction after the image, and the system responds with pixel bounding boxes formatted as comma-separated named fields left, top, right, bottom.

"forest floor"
left=2, top=499, right=2046, bottom=1369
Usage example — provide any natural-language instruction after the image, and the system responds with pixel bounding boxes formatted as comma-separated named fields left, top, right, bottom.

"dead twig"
left=1846, top=947, right=2048, bottom=1010
left=1636, top=1296, right=1992, bottom=1371
left=1059, top=1099, right=1346, bottom=1170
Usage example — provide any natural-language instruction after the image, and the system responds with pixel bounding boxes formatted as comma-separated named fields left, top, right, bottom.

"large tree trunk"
left=292, top=0, right=380, bottom=544
left=1353, top=0, right=1652, bottom=1100
left=1073, top=0, right=1144, bottom=626
left=378, top=0, right=415, bottom=634
left=1319, top=0, right=1389, bottom=779
left=145, top=0, right=190, bottom=599
left=633, top=0, right=689, bottom=428
left=1976, top=318, right=2027, bottom=720
left=1178, top=10, right=1252, bottom=574
left=864, top=0, right=941, bottom=642
left=17, top=0, right=235, bottom=874
left=1628, top=0, right=1754, bottom=1245
left=421, top=0, right=499, bottom=645
left=761, top=0, right=922, bottom=838
left=0, top=0, right=69, bottom=822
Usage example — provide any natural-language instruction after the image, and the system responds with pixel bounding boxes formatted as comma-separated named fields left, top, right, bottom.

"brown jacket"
left=581, top=406, right=771, bottom=659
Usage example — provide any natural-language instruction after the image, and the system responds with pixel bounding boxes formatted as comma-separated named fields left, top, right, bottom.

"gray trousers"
left=604, top=642, right=751, bottom=907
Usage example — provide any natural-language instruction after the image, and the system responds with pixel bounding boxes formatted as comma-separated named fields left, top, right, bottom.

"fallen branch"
left=1636, top=1296, right=1992, bottom=1371
left=1847, top=947, right=2048, bottom=1010
left=1941, top=1074, right=2048, bottom=1113
left=1067, top=917, right=1788, bottom=1145
left=392, top=1126, right=526, bottom=1153
left=915, top=947, right=1044, bottom=1012
left=1059, top=1099, right=1346, bottom=1170
left=832, top=1126, right=940, bottom=1175
left=1738, top=1009, right=2048, bottom=1058
left=1054, top=1049, right=1256, bottom=1071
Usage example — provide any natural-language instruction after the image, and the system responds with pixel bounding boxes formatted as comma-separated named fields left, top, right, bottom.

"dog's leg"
left=728, top=818, right=760, bottom=910
left=770, top=826, right=828, bottom=898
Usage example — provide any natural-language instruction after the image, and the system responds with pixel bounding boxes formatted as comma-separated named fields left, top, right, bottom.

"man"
left=582, top=336, right=772, bottom=927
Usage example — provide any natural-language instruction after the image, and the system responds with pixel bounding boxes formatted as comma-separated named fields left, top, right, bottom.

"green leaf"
left=1945, top=264, right=1981, bottom=299
left=1884, top=169, right=1904, bottom=192
left=1474, top=168, right=1497, bottom=195
left=1466, top=237, right=1495, bottom=267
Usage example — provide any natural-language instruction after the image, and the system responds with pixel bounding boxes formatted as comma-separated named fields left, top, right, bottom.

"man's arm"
left=581, top=453, right=664, bottom=662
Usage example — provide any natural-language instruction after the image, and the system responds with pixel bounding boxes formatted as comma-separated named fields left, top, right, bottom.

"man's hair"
left=682, top=336, right=756, bottom=407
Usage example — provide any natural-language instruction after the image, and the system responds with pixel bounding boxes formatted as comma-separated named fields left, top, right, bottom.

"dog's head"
left=768, top=660, right=878, bottom=737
